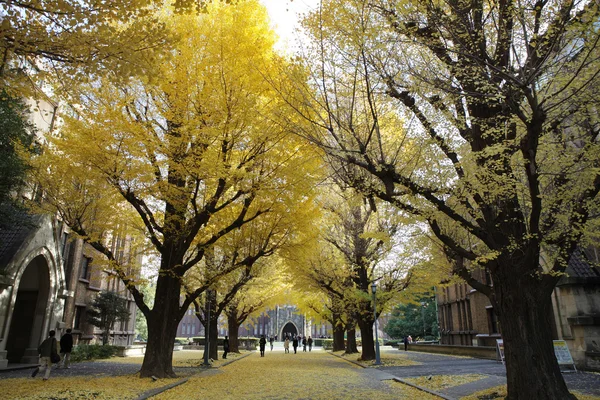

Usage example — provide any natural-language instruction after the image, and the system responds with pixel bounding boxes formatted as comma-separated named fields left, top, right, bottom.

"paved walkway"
left=378, top=348, right=600, bottom=398
left=0, top=347, right=598, bottom=399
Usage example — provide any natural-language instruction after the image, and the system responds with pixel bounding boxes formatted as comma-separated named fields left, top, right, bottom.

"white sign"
left=496, top=339, right=505, bottom=364
left=553, top=340, right=574, bottom=365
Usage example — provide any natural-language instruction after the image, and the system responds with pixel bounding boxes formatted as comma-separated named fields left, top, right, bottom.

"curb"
left=137, top=351, right=254, bottom=399
left=327, top=352, right=451, bottom=400
left=391, top=377, right=454, bottom=400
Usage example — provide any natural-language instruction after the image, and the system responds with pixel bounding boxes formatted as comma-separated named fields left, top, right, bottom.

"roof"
left=566, top=248, right=600, bottom=278
left=0, top=204, right=39, bottom=267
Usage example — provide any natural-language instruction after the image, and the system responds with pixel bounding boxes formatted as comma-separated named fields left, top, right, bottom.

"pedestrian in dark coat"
left=32, top=330, right=58, bottom=380
left=59, top=328, right=73, bottom=368
left=302, top=337, right=307, bottom=352
left=403, top=336, right=409, bottom=351
left=259, top=335, right=267, bottom=357
left=292, top=337, right=298, bottom=354
left=307, top=336, right=313, bottom=352
left=223, top=336, right=230, bottom=359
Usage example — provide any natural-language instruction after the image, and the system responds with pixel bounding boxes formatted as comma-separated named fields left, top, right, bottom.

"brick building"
left=437, top=248, right=600, bottom=370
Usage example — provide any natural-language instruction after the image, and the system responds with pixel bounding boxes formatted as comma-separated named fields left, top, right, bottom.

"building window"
left=74, top=306, right=85, bottom=330
left=80, top=256, right=91, bottom=280
left=487, top=307, right=498, bottom=334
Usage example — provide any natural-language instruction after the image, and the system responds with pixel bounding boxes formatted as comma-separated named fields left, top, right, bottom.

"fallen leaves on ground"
left=101, top=349, right=246, bottom=368
left=0, top=374, right=179, bottom=399
left=404, top=374, right=486, bottom=391
left=460, top=385, right=600, bottom=400
left=154, top=351, right=437, bottom=399
left=332, top=350, right=421, bottom=367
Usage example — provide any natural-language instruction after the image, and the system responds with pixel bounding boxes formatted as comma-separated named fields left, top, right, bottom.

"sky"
left=260, top=0, right=320, bottom=51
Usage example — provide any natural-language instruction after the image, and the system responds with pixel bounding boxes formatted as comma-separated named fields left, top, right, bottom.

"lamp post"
left=371, top=283, right=381, bottom=365
left=420, top=301, right=427, bottom=340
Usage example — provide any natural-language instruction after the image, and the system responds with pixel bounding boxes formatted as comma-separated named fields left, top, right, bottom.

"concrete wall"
left=407, top=343, right=497, bottom=360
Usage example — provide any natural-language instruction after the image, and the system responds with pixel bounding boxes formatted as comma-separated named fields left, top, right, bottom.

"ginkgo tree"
left=32, top=0, right=321, bottom=378
left=282, top=0, right=600, bottom=398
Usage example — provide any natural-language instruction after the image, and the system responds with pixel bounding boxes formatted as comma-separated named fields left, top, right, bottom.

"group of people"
left=256, top=334, right=314, bottom=356
left=282, top=335, right=313, bottom=354
left=31, top=329, right=73, bottom=380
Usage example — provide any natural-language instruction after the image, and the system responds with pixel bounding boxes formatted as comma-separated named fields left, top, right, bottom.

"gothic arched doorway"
left=281, top=321, right=298, bottom=340
left=6, top=255, right=50, bottom=363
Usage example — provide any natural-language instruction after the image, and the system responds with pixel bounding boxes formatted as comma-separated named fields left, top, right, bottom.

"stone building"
left=176, top=304, right=334, bottom=340
left=0, top=91, right=138, bottom=368
left=436, top=248, right=600, bottom=371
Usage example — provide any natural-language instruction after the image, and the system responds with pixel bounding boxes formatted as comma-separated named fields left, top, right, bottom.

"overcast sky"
left=260, top=0, right=320, bottom=51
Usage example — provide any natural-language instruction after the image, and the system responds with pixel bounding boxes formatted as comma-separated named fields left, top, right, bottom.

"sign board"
left=553, top=340, right=577, bottom=372
left=496, top=339, right=505, bottom=364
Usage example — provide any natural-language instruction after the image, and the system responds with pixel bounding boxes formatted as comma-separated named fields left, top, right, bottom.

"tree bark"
left=139, top=275, right=181, bottom=378
left=357, top=317, right=375, bottom=361
left=329, top=308, right=345, bottom=351
left=227, top=313, right=241, bottom=353
left=494, top=269, right=575, bottom=400
left=345, top=327, right=358, bottom=354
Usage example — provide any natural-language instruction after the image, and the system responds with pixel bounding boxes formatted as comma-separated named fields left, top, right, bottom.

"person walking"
left=223, top=336, right=230, bottom=359
left=302, top=336, right=307, bottom=352
left=259, top=335, right=267, bottom=357
left=403, top=336, right=409, bottom=351
left=32, top=330, right=58, bottom=380
left=284, top=338, right=290, bottom=353
left=307, top=336, right=313, bottom=352
left=59, top=328, right=73, bottom=369
left=269, top=336, right=274, bottom=351
left=292, top=336, right=298, bottom=354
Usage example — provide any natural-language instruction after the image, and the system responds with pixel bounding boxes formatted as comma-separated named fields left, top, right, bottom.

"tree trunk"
left=494, top=271, right=575, bottom=400
left=139, top=274, right=181, bottom=378
left=332, top=323, right=345, bottom=352
left=201, top=290, right=219, bottom=361
left=227, top=313, right=241, bottom=353
left=345, top=328, right=358, bottom=354
left=208, top=310, right=219, bottom=360
left=357, top=317, right=375, bottom=361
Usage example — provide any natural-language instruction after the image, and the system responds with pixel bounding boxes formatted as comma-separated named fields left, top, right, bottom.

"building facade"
left=0, top=91, right=138, bottom=368
left=436, top=248, right=600, bottom=371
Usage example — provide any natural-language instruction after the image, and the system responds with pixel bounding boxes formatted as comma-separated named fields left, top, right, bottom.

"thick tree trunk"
left=494, top=272, right=575, bottom=400
left=227, top=314, right=241, bottom=353
left=357, top=318, right=375, bottom=361
left=345, top=328, right=358, bottom=354
left=332, top=323, right=345, bottom=352
left=139, top=275, right=181, bottom=378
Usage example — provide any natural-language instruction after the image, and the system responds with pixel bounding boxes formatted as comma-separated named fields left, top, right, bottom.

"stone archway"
left=5, top=255, right=50, bottom=363
left=280, top=321, right=298, bottom=340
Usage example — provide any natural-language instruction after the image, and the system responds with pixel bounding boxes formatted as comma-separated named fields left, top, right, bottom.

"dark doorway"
left=281, top=322, right=297, bottom=339
left=5, top=255, right=50, bottom=363
left=6, top=291, right=38, bottom=362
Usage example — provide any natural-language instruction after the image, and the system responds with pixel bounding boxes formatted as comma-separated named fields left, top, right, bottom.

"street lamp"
left=203, top=290, right=212, bottom=367
left=420, top=301, right=427, bottom=340
left=371, top=283, right=381, bottom=365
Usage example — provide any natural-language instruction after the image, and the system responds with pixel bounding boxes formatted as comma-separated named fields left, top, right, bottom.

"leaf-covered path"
left=154, top=350, right=438, bottom=399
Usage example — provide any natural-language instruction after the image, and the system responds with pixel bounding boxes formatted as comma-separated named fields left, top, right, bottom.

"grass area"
left=102, top=349, right=247, bottom=368
left=154, top=351, right=438, bottom=400
left=460, top=385, right=600, bottom=400
left=405, top=374, right=487, bottom=391
left=332, top=350, right=421, bottom=367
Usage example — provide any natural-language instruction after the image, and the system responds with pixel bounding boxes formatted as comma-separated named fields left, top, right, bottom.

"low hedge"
left=70, top=344, right=122, bottom=362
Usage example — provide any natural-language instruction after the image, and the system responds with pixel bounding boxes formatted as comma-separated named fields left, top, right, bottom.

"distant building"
left=175, top=303, right=393, bottom=340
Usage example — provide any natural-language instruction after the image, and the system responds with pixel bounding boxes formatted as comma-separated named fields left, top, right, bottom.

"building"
left=436, top=248, right=600, bottom=371
left=0, top=90, right=138, bottom=368
left=176, top=304, right=334, bottom=340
